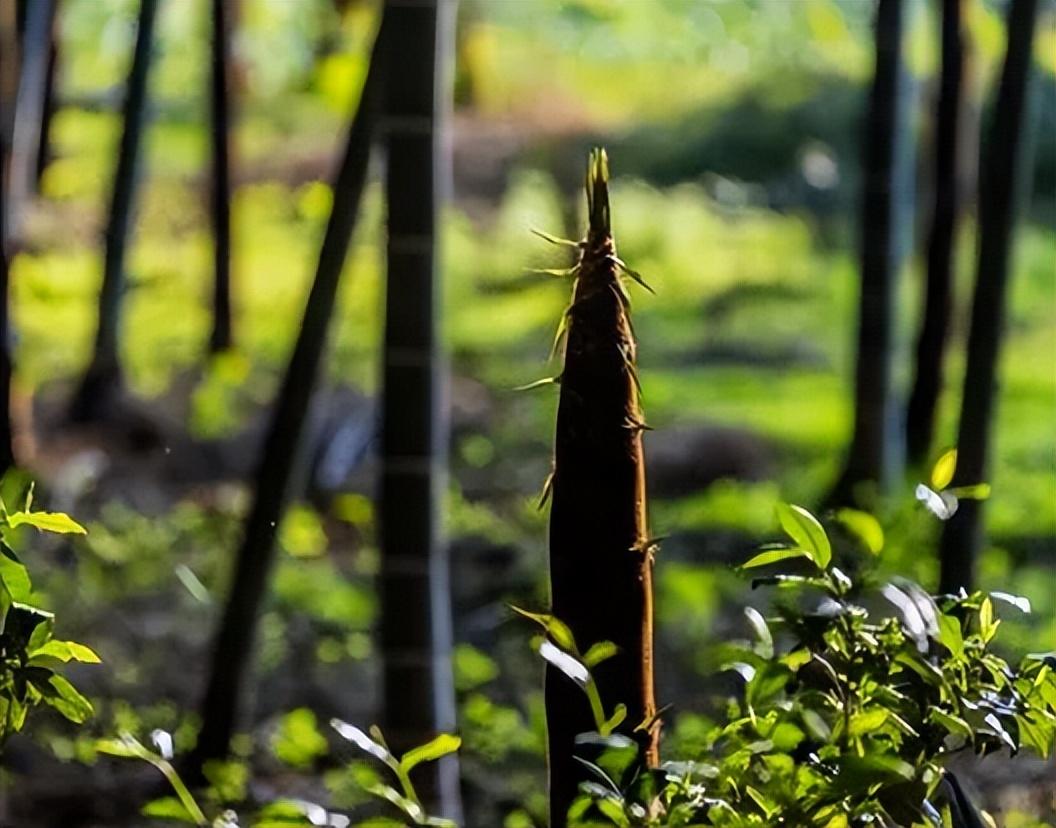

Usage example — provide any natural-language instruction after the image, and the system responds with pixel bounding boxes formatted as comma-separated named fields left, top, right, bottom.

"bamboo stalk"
left=190, top=12, right=388, bottom=771
left=207, top=0, right=235, bottom=354
left=0, top=0, right=18, bottom=474
left=70, top=0, right=160, bottom=421
left=378, top=0, right=461, bottom=820
left=6, top=0, right=55, bottom=239
left=829, top=0, right=913, bottom=505
left=906, top=0, right=968, bottom=467
left=939, top=0, right=1039, bottom=593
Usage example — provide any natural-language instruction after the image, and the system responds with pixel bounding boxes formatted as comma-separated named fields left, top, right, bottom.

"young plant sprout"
left=529, top=149, right=659, bottom=827
left=330, top=720, right=461, bottom=827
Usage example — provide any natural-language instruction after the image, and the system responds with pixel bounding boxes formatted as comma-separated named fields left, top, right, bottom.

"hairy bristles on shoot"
left=524, top=264, right=581, bottom=278
left=537, top=469, right=556, bottom=510
left=623, top=415, right=652, bottom=432
left=607, top=255, right=655, bottom=294
left=606, top=281, right=631, bottom=310
left=531, top=228, right=583, bottom=248
left=624, top=359, right=643, bottom=398
left=636, top=703, right=673, bottom=734
left=549, top=311, right=572, bottom=361
left=513, top=375, right=561, bottom=392
left=631, top=536, right=666, bottom=556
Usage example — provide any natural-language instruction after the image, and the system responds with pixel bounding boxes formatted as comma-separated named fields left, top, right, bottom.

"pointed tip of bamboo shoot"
left=586, top=147, right=610, bottom=236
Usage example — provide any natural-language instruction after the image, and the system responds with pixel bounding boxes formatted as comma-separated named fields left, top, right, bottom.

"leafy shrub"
left=98, top=720, right=461, bottom=827
left=330, top=721, right=461, bottom=827
left=0, top=487, right=98, bottom=748
left=98, top=730, right=334, bottom=827
left=539, top=502, right=1056, bottom=827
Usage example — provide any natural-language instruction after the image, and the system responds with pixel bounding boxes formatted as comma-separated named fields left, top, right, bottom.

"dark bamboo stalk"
left=377, top=0, right=461, bottom=820
left=6, top=0, right=55, bottom=237
left=33, top=5, right=58, bottom=186
left=829, top=0, right=912, bottom=506
left=69, top=0, right=159, bottom=422
left=191, top=14, right=388, bottom=770
left=208, top=0, right=235, bottom=354
left=547, top=150, right=658, bottom=827
left=939, top=0, right=1039, bottom=594
left=905, top=0, right=967, bottom=468
left=0, top=0, right=18, bottom=475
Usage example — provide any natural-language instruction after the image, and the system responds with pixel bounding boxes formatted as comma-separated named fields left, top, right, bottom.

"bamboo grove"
left=0, top=0, right=1050, bottom=824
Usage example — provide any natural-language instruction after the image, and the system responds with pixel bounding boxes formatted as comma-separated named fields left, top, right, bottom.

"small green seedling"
left=331, top=719, right=461, bottom=827
left=0, top=484, right=97, bottom=749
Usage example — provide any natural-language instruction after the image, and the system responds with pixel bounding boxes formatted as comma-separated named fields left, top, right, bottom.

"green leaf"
left=896, top=652, right=948, bottom=689
left=256, top=799, right=319, bottom=824
left=746, top=663, right=791, bottom=707
left=29, top=639, right=101, bottom=664
left=538, top=640, right=590, bottom=687
left=141, top=796, right=198, bottom=823
left=510, top=606, right=578, bottom=653
left=990, top=591, right=1031, bottom=613
left=801, top=708, right=832, bottom=741
left=600, top=704, right=627, bottom=737
left=272, top=708, right=328, bottom=769
left=982, top=712, right=1017, bottom=752
left=929, top=709, right=973, bottom=741
left=6, top=511, right=87, bottom=535
left=848, top=708, right=888, bottom=736
left=96, top=736, right=147, bottom=759
left=0, top=578, right=11, bottom=633
left=916, top=484, right=959, bottom=520
left=43, top=674, right=94, bottom=723
left=781, top=648, right=812, bottom=672
left=4, top=695, right=29, bottom=734
left=979, top=597, right=999, bottom=642
left=1016, top=711, right=1055, bottom=758
left=834, top=753, right=915, bottom=790
left=0, top=548, right=32, bottom=602
left=743, top=607, right=773, bottom=658
left=740, top=548, right=808, bottom=570
left=775, top=503, right=831, bottom=568
left=936, top=614, right=964, bottom=658
left=67, top=641, right=101, bottom=663
left=769, top=722, right=805, bottom=752
left=745, top=785, right=778, bottom=819
left=574, top=731, right=637, bottom=751
left=331, top=719, right=397, bottom=768
left=23, top=607, right=55, bottom=652
left=399, top=733, right=461, bottom=774
left=931, top=449, right=958, bottom=490
left=949, top=483, right=991, bottom=500
left=834, top=508, right=884, bottom=554
left=583, top=640, right=619, bottom=668
left=27, top=640, right=72, bottom=663
left=201, top=758, right=248, bottom=803
left=366, top=781, right=424, bottom=821
left=453, top=644, right=499, bottom=692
